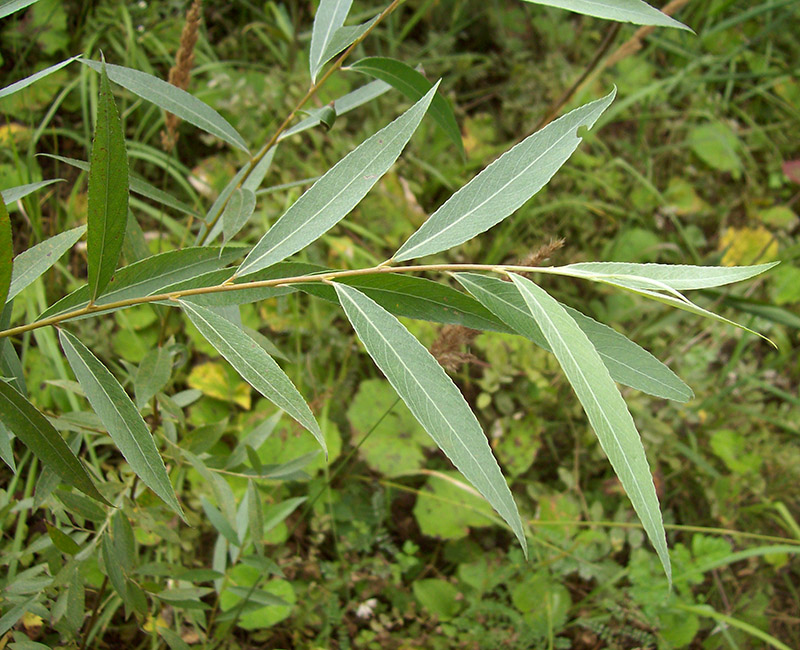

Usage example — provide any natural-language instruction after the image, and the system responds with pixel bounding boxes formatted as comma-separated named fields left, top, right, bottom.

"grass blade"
left=334, top=282, right=527, bottom=556
left=309, top=0, right=353, bottom=83
left=80, top=59, right=249, bottom=153
left=87, top=61, right=129, bottom=303
left=508, top=272, right=670, bottom=581
left=0, top=201, right=10, bottom=308
left=2, top=179, right=64, bottom=205
left=0, top=56, right=77, bottom=99
left=0, top=380, right=107, bottom=503
left=454, top=272, right=692, bottom=401
left=393, top=89, right=615, bottom=262
left=520, top=0, right=691, bottom=30
left=350, top=56, right=464, bottom=158
left=59, top=329, right=184, bottom=519
left=236, top=83, right=439, bottom=277
left=180, top=300, right=326, bottom=455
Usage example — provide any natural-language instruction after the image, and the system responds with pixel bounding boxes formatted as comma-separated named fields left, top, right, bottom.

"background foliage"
left=1, top=0, right=799, bottom=648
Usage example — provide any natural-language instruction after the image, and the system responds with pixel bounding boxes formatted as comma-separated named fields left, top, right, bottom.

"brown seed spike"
left=430, top=325, right=481, bottom=372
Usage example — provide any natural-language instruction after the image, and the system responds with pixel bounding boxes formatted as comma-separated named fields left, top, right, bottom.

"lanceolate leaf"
left=0, top=380, right=106, bottom=503
left=350, top=57, right=464, bottom=158
left=556, top=261, right=779, bottom=291
left=0, top=423, right=16, bottom=472
left=236, top=84, right=439, bottom=277
left=58, top=330, right=184, bottom=519
left=317, top=17, right=379, bottom=81
left=38, top=247, right=242, bottom=322
left=2, top=179, right=64, bottom=205
left=309, top=0, right=353, bottom=83
left=222, top=188, right=257, bottom=247
left=179, top=300, right=326, bottom=455
left=507, top=272, right=670, bottom=581
left=87, top=62, right=129, bottom=303
left=0, top=201, right=10, bottom=308
left=393, top=89, right=616, bottom=262
left=454, top=272, right=692, bottom=401
left=0, top=0, right=41, bottom=20
left=520, top=0, right=690, bottom=30
left=0, top=56, right=77, bottom=100
left=80, top=59, right=249, bottom=153
left=7, top=226, right=86, bottom=304
left=334, top=283, right=527, bottom=556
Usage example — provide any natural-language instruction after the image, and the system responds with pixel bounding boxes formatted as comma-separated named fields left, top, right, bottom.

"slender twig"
left=196, top=0, right=406, bottom=244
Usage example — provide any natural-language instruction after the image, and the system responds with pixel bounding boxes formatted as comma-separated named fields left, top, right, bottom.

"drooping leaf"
left=80, top=59, right=249, bottom=153
left=520, top=0, right=690, bottom=30
left=0, top=0, right=41, bottom=20
left=350, top=57, right=464, bottom=157
left=333, top=282, right=527, bottom=555
left=1, top=179, right=64, bottom=205
left=180, top=300, right=326, bottom=455
left=555, top=261, right=779, bottom=291
left=236, top=84, right=439, bottom=277
left=393, top=88, right=615, bottom=262
left=280, top=79, right=391, bottom=140
left=38, top=247, right=242, bottom=322
left=309, top=0, right=353, bottom=83
left=58, top=329, right=184, bottom=519
left=222, top=188, right=257, bottom=247
left=87, top=62, right=129, bottom=303
left=454, top=272, right=692, bottom=401
left=43, top=155, right=199, bottom=217
left=0, top=380, right=107, bottom=503
left=0, top=201, right=10, bottom=308
left=7, top=226, right=86, bottom=304
left=507, top=272, right=670, bottom=581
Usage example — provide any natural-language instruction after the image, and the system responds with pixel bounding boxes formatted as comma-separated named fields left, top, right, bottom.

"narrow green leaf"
left=0, top=201, right=10, bottom=308
left=507, top=272, right=670, bottom=581
left=38, top=247, right=241, bottom=322
left=180, top=300, right=326, bottom=455
left=317, top=16, right=379, bottom=79
left=7, top=226, right=86, bottom=304
left=309, top=0, right=353, bottom=83
left=334, top=283, right=527, bottom=555
left=43, top=155, right=199, bottom=217
left=350, top=57, right=464, bottom=158
left=0, top=380, right=107, bottom=503
left=101, top=532, right=128, bottom=604
left=0, top=0, right=40, bottom=20
left=2, top=179, right=65, bottom=205
left=226, top=585, right=289, bottom=607
left=262, top=496, right=306, bottom=534
left=59, top=329, right=184, bottom=519
left=0, top=422, right=15, bottom=472
left=393, top=88, right=615, bottom=262
left=0, top=598, right=35, bottom=638
left=454, top=272, right=692, bottom=401
left=0, top=56, right=77, bottom=100
left=65, top=566, right=85, bottom=634
left=87, top=62, right=129, bottom=303
left=521, top=0, right=691, bottom=30
left=46, top=522, right=80, bottom=555
left=237, top=83, right=439, bottom=277
left=134, top=347, right=172, bottom=409
left=222, top=188, right=257, bottom=247
left=557, top=261, right=779, bottom=291
left=280, top=79, right=391, bottom=140
left=201, top=496, right=240, bottom=546
left=247, top=480, right=264, bottom=554
left=80, top=59, right=249, bottom=153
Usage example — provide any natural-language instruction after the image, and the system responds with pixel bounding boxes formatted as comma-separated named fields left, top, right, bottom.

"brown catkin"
left=161, top=0, right=203, bottom=152
left=430, top=325, right=481, bottom=372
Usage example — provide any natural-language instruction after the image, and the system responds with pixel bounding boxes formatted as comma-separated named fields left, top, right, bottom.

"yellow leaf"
left=718, top=226, right=778, bottom=266
left=187, top=361, right=251, bottom=409
left=21, top=612, right=43, bottom=630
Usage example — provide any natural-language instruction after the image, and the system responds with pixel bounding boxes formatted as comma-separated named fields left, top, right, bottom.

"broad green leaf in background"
left=222, top=188, right=257, bottom=247
left=520, top=0, right=690, bottom=30
left=236, top=84, right=439, bottom=277
left=334, top=282, right=527, bottom=556
left=0, top=56, right=77, bottom=99
left=1, top=179, right=64, bottom=205
left=87, top=62, right=129, bottom=303
left=0, top=201, right=10, bottom=308
left=393, top=89, right=616, bottom=262
left=38, top=247, right=242, bottom=321
left=80, top=59, right=249, bottom=153
left=7, top=226, right=86, bottom=304
left=555, top=261, right=779, bottom=291
left=0, top=0, right=41, bottom=20
left=180, top=300, right=326, bottom=455
left=454, top=272, right=692, bottom=401
left=507, top=272, right=670, bottom=581
left=59, top=330, right=184, bottom=518
left=0, top=380, right=106, bottom=503
left=309, top=0, right=353, bottom=83
left=350, top=57, right=465, bottom=158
